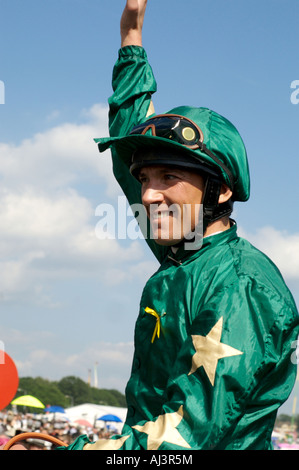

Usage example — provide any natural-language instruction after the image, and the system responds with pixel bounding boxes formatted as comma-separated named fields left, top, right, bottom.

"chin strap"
left=202, top=177, right=233, bottom=223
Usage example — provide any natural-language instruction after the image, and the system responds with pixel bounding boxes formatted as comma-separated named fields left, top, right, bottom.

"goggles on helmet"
left=129, top=114, right=234, bottom=189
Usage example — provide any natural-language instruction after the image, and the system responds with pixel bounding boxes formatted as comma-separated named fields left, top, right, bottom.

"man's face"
left=138, top=165, right=205, bottom=246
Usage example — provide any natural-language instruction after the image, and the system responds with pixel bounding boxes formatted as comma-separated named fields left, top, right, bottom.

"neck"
left=204, top=216, right=231, bottom=237
left=171, top=217, right=233, bottom=253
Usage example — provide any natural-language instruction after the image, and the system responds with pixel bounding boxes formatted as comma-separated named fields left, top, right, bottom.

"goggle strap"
left=141, top=124, right=157, bottom=136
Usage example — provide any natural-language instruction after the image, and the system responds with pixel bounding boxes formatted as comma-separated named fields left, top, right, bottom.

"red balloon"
left=0, top=351, right=19, bottom=411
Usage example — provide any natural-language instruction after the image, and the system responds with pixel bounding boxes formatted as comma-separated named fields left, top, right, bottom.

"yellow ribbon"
left=145, top=307, right=165, bottom=343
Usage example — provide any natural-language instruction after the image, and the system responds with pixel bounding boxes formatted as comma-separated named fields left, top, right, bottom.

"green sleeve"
left=55, top=435, right=90, bottom=450
left=107, top=46, right=167, bottom=263
left=109, top=46, right=157, bottom=138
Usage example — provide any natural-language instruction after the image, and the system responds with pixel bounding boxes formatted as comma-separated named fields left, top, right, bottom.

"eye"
left=163, top=173, right=179, bottom=182
left=138, top=174, right=148, bottom=184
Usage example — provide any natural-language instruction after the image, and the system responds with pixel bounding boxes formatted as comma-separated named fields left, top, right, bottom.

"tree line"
left=14, top=376, right=126, bottom=410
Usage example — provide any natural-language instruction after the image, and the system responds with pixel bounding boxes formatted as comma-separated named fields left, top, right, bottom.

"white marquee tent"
left=63, top=403, right=127, bottom=432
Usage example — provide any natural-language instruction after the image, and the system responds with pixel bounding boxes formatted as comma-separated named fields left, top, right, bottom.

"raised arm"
left=120, top=0, right=148, bottom=47
left=106, top=0, right=165, bottom=262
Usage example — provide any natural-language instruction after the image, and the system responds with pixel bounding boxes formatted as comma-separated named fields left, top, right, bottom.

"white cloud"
left=0, top=188, right=91, bottom=244
left=0, top=103, right=152, bottom=304
left=0, top=187, right=149, bottom=301
left=238, top=225, right=299, bottom=282
left=0, top=103, right=118, bottom=196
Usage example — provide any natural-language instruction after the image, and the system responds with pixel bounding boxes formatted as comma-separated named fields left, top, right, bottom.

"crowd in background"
left=0, top=408, right=115, bottom=450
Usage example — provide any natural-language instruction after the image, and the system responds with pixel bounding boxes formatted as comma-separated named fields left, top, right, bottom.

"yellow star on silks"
left=188, top=317, right=243, bottom=386
left=84, top=435, right=130, bottom=450
left=132, top=405, right=191, bottom=450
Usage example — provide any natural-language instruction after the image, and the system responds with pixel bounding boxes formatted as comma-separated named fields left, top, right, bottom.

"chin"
left=153, top=237, right=183, bottom=247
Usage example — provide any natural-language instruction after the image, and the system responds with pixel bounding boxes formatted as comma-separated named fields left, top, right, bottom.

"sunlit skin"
left=139, top=165, right=233, bottom=246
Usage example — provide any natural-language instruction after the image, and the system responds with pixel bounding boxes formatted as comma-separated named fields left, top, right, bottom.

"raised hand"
left=120, top=0, right=148, bottom=47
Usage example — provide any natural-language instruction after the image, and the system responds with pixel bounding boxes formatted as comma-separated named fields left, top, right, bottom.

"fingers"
left=125, top=0, right=141, bottom=13
left=125, top=0, right=147, bottom=14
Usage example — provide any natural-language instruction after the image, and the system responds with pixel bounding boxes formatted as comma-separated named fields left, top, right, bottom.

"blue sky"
left=1, top=0, right=299, bottom=414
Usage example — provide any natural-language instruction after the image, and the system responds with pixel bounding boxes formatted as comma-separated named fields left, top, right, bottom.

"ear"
left=218, top=184, right=233, bottom=204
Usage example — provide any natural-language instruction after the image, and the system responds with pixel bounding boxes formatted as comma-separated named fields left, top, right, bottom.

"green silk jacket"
left=63, top=47, right=299, bottom=451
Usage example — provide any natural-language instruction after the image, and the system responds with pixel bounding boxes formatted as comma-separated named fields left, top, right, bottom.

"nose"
left=141, top=184, right=165, bottom=208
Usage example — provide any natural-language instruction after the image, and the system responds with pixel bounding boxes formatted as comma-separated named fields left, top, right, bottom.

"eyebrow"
left=138, top=167, right=186, bottom=178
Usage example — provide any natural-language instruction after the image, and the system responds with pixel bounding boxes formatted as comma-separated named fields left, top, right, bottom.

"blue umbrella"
left=97, top=414, right=122, bottom=423
left=45, top=405, right=65, bottom=414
